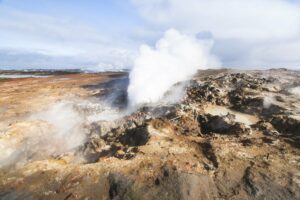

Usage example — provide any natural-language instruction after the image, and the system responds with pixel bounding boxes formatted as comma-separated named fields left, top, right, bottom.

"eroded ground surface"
left=0, top=69, right=300, bottom=200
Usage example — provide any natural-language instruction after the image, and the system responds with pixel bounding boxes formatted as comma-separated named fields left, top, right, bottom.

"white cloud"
left=131, top=0, right=300, bottom=69
left=132, top=0, right=300, bottom=40
left=0, top=6, right=136, bottom=69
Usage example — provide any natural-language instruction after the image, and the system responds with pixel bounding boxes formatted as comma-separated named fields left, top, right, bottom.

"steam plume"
left=263, top=96, right=276, bottom=109
left=127, top=29, right=221, bottom=107
left=289, top=86, right=300, bottom=98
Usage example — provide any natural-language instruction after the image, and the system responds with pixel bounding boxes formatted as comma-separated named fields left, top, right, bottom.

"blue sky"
left=1, top=0, right=300, bottom=70
left=3, top=0, right=141, bottom=33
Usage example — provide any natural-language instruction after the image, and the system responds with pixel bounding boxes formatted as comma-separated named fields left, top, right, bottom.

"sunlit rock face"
left=0, top=69, right=300, bottom=200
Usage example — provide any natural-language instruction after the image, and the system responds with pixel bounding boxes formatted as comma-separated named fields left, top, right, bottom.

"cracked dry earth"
left=0, top=69, right=300, bottom=200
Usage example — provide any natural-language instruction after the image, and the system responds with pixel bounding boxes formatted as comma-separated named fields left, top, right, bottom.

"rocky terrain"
left=0, top=69, right=299, bottom=200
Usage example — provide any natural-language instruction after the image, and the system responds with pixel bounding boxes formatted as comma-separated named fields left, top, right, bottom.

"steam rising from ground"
left=0, top=29, right=222, bottom=168
left=0, top=98, right=128, bottom=168
left=0, top=101, right=86, bottom=168
left=128, top=29, right=221, bottom=107
left=30, top=101, right=86, bottom=150
left=263, top=96, right=276, bottom=109
left=289, top=86, right=300, bottom=98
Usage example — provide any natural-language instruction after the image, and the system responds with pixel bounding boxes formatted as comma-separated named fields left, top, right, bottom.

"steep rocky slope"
left=0, top=69, right=299, bottom=200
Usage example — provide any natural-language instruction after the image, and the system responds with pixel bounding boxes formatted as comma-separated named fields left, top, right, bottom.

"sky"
left=1, top=0, right=300, bottom=70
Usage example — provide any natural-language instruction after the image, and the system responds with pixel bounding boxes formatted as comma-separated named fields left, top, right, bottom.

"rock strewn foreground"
left=0, top=69, right=300, bottom=200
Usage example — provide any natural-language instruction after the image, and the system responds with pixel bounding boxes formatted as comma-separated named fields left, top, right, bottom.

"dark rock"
left=198, top=114, right=248, bottom=135
left=271, top=116, right=300, bottom=135
left=199, top=142, right=218, bottom=169
left=118, top=126, right=149, bottom=147
left=252, top=121, right=280, bottom=136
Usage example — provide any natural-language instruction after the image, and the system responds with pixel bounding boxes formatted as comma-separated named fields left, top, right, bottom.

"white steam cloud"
left=288, top=86, right=300, bottom=98
left=0, top=101, right=86, bottom=168
left=29, top=101, right=86, bottom=150
left=127, top=29, right=221, bottom=107
left=263, top=96, right=276, bottom=109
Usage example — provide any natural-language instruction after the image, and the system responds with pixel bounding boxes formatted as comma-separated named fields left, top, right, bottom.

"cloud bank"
left=131, top=0, right=300, bottom=69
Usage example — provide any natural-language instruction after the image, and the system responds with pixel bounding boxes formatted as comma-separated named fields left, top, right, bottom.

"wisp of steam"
left=289, top=86, right=300, bottom=98
left=127, top=29, right=221, bottom=107
left=0, top=101, right=86, bottom=168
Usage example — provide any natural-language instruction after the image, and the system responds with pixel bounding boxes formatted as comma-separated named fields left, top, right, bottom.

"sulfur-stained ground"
left=0, top=69, right=300, bottom=200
